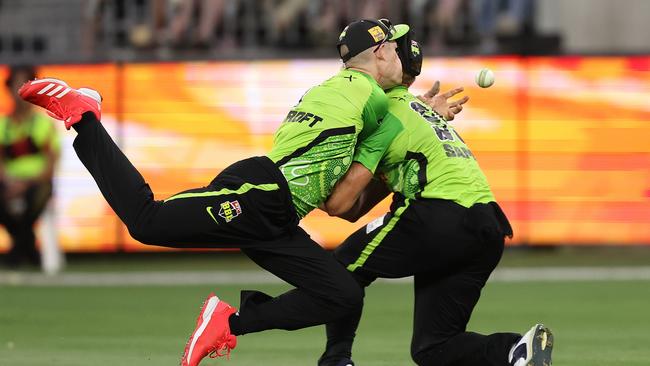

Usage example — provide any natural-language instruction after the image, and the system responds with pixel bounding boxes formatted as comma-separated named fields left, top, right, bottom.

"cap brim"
left=388, top=24, right=409, bottom=41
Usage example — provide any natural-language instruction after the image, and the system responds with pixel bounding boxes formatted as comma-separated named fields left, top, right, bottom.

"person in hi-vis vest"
left=1, top=66, right=60, bottom=268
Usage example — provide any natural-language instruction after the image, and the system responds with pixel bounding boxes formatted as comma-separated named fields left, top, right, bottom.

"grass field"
left=2, top=276, right=650, bottom=365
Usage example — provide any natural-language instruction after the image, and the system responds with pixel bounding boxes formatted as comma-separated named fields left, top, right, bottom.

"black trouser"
left=319, top=194, right=520, bottom=366
left=72, top=113, right=363, bottom=334
left=0, top=180, right=52, bottom=266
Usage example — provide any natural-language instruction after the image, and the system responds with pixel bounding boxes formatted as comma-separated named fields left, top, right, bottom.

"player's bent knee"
left=411, top=338, right=448, bottom=366
left=411, top=348, right=442, bottom=366
left=332, top=282, right=364, bottom=311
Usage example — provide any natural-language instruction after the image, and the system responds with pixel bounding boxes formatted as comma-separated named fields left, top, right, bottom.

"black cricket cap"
left=337, top=19, right=410, bottom=63
left=396, top=32, right=423, bottom=77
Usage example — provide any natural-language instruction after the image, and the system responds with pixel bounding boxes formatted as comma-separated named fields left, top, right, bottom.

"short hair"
left=6, top=65, right=37, bottom=87
left=343, top=47, right=374, bottom=69
left=402, top=73, right=416, bottom=87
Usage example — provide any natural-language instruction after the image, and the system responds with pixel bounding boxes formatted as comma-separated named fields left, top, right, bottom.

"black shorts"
left=335, top=193, right=512, bottom=284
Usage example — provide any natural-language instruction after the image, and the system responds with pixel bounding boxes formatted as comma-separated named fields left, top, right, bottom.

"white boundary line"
left=2, top=267, right=650, bottom=287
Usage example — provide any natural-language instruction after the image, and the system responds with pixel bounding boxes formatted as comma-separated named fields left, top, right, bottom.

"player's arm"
left=417, top=81, right=469, bottom=121
left=334, top=175, right=391, bottom=222
left=322, top=113, right=402, bottom=219
left=322, top=162, right=373, bottom=218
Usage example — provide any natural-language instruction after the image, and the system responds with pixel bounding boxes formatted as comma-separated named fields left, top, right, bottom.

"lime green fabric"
left=164, top=183, right=280, bottom=202
left=267, top=69, right=388, bottom=217
left=347, top=198, right=410, bottom=271
left=353, top=112, right=403, bottom=174
left=378, top=86, right=495, bottom=207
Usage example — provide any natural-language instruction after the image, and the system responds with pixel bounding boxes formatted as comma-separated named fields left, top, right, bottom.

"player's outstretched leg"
left=19, top=77, right=224, bottom=248
left=19, top=77, right=164, bottom=240
left=181, top=293, right=238, bottom=366
left=508, top=324, right=554, bottom=366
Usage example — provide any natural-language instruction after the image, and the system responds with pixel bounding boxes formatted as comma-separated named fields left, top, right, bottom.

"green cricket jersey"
left=267, top=69, right=391, bottom=218
left=373, top=85, right=495, bottom=207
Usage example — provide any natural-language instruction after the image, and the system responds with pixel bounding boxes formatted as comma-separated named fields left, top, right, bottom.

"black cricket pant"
left=0, top=181, right=52, bottom=266
left=319, top=194, right=520, bottom=366
left=71, top=113, right=362, bottom=334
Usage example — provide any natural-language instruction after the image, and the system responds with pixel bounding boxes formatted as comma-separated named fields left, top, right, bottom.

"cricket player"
left=18, top=18, right=429, bottom=366
left=318, top=30, right=554, bottom=366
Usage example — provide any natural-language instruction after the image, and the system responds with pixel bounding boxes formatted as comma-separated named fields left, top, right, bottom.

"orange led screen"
left=0, top=57, right=648, bottom=251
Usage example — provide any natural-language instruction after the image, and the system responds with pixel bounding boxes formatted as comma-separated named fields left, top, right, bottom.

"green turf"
left=1, top=280, right=650, bottom=365
left=46, top=246, right=650, bottom=273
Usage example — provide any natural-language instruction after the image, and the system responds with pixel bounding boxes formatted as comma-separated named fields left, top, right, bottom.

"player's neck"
left=346, top=66, right=380, bottom=84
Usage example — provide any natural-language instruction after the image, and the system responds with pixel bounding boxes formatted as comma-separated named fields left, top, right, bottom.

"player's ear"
left=374, top=44, right=388, bottom=61
left=380, top=42, right=397, bottom=60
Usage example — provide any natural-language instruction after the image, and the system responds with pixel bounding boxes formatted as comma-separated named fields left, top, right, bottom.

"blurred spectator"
left=0, top=66, right=60, bottom=268
left=308, top=1, right=333, bottom=43
left=167, top=0, right=227, bottom=49
left=130, top=0, right=168, bottom=48
left=474, top=0, right=536, bottom=52
left=308, top=0, right=400, bottom=47
left=41, top=0, right=543, bottom=59
left=409, top=0, right=479, bottom=52
left=82, top=0, right=104, bottom=57
left=357, top=0, right=391, bottom=20
left=262, top=0, right=309, bottom=47
left=82, top=0, right=168, bottom=53
left=308, top=0, right=350, bottom=47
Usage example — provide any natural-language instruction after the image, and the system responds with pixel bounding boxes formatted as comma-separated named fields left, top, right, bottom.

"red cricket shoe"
left=18, top=78, right=102, bottom=130
left=181, top=293, right=238, bottom=366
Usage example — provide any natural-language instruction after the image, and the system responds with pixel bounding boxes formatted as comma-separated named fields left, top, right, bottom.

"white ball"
left=475, top=68, right=495, bottom=88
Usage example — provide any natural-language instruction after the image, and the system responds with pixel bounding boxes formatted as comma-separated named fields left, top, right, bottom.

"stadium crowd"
left=82, top=0, right=537, bottom=57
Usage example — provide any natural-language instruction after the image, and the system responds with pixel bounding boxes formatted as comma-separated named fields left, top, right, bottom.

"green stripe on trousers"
left=347, top=198, right=410, bottom=272
left=163, top=183, right=280, bottom=202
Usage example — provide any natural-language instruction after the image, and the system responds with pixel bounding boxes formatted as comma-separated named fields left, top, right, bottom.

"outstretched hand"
left=417, top=81, right=469, bottom=121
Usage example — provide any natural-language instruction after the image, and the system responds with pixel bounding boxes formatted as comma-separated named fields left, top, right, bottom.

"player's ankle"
left=72, top=112, right=98, bottom=133
left=228, top=312, right=243, bottom=336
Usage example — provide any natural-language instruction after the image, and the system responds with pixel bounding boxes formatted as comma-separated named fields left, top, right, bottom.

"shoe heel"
left=78, top=88, right=103, bottom=103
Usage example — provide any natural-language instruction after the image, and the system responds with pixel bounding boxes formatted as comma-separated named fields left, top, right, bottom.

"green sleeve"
left=353, top=112, right=403, bottom=174
left=358, top=85, right=388, bottom=142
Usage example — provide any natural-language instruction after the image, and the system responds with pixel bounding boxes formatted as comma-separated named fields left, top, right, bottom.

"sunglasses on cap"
left=373, top=18, right=396, bottom=53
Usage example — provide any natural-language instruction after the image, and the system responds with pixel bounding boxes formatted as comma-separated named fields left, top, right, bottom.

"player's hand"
left=417, top=81, right=469, bottom=121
